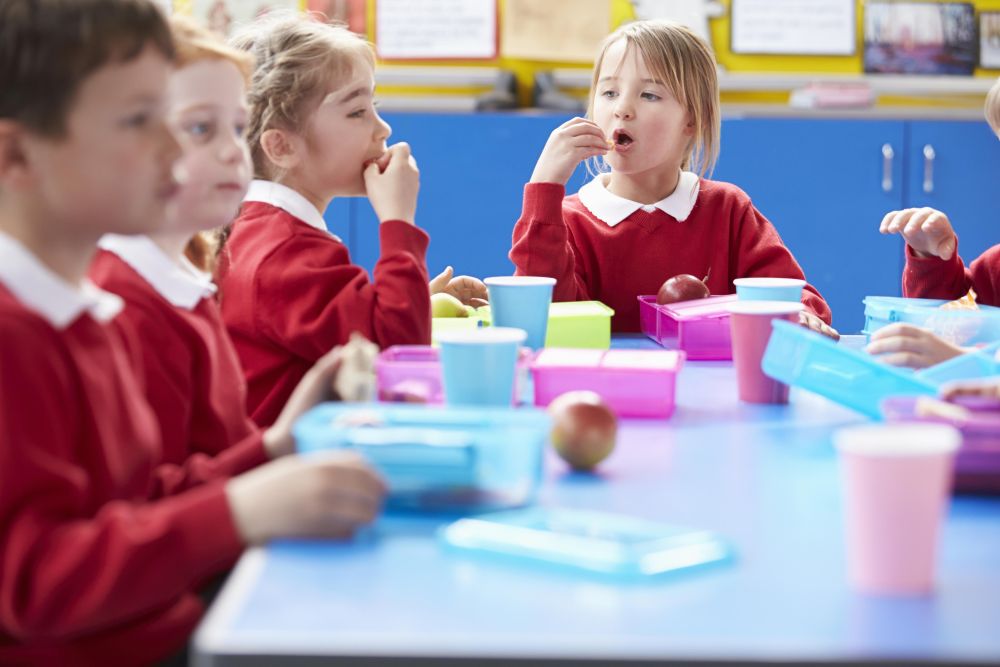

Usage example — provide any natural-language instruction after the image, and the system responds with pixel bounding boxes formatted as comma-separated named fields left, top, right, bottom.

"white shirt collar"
left=98, top=234, right=216, bottom=310
left=0, top=230, right=123, bottom=328
left=243, top=179, right=342, bottom=243
left=577, top=171, right=700, bottom=227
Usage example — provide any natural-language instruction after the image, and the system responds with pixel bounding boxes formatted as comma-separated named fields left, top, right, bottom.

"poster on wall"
left=731, top=0, right=855, bottom=56
left=981, top=12, right=1000, bottom=69
left=307, top=0, right=367, bottom=34
left=375, top=0, right=497, bottom=60
left=863, top=2, right=976, bottom=76
left=189, top=0, right=303, bottom=37
left=501, top=0, right=610, bottom=63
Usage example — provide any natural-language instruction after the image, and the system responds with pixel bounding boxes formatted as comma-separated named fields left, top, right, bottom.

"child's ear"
left=0, top=121, right=32, bottom=187
left=259, top=128, right=302, bottom=171
left=683, top=117, right=696, bottom=137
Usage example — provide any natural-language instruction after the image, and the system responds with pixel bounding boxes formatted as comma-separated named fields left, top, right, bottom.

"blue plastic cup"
left=733, top=277, right=806, bottom=302
left=484, top=276, right=556, bottom=349
left=437, top=327, right=527, bottom=406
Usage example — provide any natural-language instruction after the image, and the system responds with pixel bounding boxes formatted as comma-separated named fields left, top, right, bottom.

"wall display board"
left=375, top=0, right=498, bottom=60
left=731, top=0, right=855, bottom=56
left=864, top=2, right=977, bottom=75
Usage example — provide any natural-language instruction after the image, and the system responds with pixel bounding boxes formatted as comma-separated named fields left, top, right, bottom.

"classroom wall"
left=365, top=0, right=1000, bottom=107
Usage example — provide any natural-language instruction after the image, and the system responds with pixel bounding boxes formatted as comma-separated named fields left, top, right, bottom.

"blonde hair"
left=587, top=20, right=720, bottom=179
left=169, top=15, right=254, bottom=272
left=986, top=77, right=1000, bottom=136
left=229, top=11, right=374, bottom=179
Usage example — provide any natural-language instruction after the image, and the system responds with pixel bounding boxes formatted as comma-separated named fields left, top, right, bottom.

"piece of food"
left=656, top=274, right=711, bottom=305
left=548, top=390, right=618, bottom=471
left=941, top=288, right=979, bottom=311
left=333, top=333, right=379, bottom=402
left=914, top=396, right=971, bottom=422
left=431, top=292, right=470, bottom=318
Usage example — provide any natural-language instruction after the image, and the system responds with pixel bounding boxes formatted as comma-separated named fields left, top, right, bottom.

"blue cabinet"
left=322, top=113, right=995, bottom=334
left=713, top=118, right=907, bottom=333
left=906, top=120, right=1000, bottom=264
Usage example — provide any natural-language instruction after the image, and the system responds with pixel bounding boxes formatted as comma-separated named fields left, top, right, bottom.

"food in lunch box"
left=548, top=390, right=618, bottom=471
left=334, top=333, right=379, bottom=402
left=656, top=274, right=711, bottom=305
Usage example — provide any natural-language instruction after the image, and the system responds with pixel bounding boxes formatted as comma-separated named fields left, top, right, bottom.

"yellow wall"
left=369, top=0, right=1000, bottom=107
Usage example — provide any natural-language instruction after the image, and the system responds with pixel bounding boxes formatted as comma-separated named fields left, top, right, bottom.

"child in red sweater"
left=510, top=20, right=835, bottom=337
left=220, top=15, right=480, bottom=426
left=868, top=77, right=1000, bottom=368
left=0, top=3, right=384, bottom=663
left=89, top=16, right=332, bottom=495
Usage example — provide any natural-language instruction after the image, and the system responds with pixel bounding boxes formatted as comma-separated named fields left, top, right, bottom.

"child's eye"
left=373, top=97, right=381, bottom=109
left=347, top=108, right=367, bottom=119
left=234, top=123, right=247, bottom=138
left=122, top=112, right=151, bottom=128
left=185, top=120, right=214, bottom=141
left=641, top=92, right=661, bottom=101
left=600, top=90, right=617, bottom=99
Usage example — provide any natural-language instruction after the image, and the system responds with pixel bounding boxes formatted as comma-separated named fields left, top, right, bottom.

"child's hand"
left=799, top=310, right=840, bottom=340
left=530, top=117, right=610, bottom=186
left=364, top=142, right=419, bottom=225
left=940, top=378, right=1000, bottom=402
left=225, top=452, right=387, bottom=543
left=429, top=266, right=489, bottom=306
left=879, top=207, right=957, bottom=260
left=866, top=323, right=965, bottom=368
left=263, top=345, right=345, bottom=458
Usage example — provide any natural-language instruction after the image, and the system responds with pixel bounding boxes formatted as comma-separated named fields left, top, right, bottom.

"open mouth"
left=613, top=129, right=634, bottom=147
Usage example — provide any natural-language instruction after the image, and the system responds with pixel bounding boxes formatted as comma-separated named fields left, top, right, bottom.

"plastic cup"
left=728, top=300, right=804, bottom=404
left=484, top=276, right=556, bottom=349
left=437, top=327, right=527, bottom=406
left=833, top=424, right=960, bottom=596
left=733, top=277, right=806, bottom=302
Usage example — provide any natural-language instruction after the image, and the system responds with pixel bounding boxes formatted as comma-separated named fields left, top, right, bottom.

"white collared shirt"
left=577, top=171, right=701, bottom=227
left=243, top=179, right=342, bottom=243
left=0, top=230, right=123, bottom=329
left=98, top=234, right=217, bottom=310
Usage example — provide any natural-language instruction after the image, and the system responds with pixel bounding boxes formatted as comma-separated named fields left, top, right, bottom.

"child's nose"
left=375, top=113, right=391, bottom=142
left=614, top=100, right=635, bottom=120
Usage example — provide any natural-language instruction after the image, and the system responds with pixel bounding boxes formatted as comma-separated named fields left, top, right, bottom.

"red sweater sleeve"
left=732, top=201, right=833, bottom=324
left=150, top=432, right=268, bottom=499
left=0, top=318, right=244, bottom=641
left=255, top=220, right=431, bottom=358
left=902, top=241, right=1000, bottom=306
left=510, top=183, right=591, bottom=302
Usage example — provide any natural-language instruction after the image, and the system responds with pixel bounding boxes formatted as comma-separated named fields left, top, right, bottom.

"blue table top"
left=193, top=335, right=1000, bottom=665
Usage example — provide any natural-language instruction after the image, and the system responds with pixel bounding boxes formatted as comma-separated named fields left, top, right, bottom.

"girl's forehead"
left=599, top=39, right=651, bottom=78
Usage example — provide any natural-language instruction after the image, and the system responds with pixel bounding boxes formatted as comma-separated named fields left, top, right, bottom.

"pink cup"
left=727, top=301, right=804, bottom=404
left=833, top=424, right=960, bottom=596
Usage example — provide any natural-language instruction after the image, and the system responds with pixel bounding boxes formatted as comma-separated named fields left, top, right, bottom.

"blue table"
left=193, top=336, right=1000, bottom=665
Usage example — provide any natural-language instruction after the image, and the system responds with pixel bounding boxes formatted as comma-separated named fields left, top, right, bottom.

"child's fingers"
left=877, top=351, right=923, bottom=368
left=429, top=266, right=454, bottom=293
left=884, top=208, right=914, bottom=234
left=573, top=136, right=612, bottom=151
left=868, top=322, right=919, bottom=341
left=878, top=210, right=897, bottom=234
left=936, top=234, right=957, bottom=261
left=903, top=207, right=935, bottom=238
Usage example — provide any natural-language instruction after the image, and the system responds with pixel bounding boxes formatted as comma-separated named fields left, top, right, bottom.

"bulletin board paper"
left=501, top=0, right=611, bottom=63
left=731, top=0, right=855, bottom=56
left=188, top=0, right=303, bottom=36
left=375, top=0, right=498, bottom=60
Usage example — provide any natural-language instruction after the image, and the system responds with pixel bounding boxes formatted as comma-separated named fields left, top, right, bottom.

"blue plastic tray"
left=294, top=404, right=550, bottom=512
left=439, top=507, right=734, bottom=578
left=863, top=296, right=1000, bottom=345
left=762, top=320, right=937, bottom=419
left=918, top=341, right=1000, bottom=385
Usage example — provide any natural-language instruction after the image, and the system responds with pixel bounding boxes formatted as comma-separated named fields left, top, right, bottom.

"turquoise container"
left=484, top=276, right=556, bottom=349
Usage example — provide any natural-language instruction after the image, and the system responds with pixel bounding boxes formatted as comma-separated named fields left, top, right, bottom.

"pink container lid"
left=661, top=294, right=739, bottom=321
left=533, top=348, right=683, bottom=372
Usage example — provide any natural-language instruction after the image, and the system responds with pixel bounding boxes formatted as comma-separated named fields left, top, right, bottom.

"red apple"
left=548, top=391, right=618, bottom=471
left=656, top=274, right=711, bottom=305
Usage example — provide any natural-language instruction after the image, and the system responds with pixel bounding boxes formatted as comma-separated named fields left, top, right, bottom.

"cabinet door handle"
left=923, top=144, right=936, bottom=194
left=881, top=143, right=894, bottom=192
